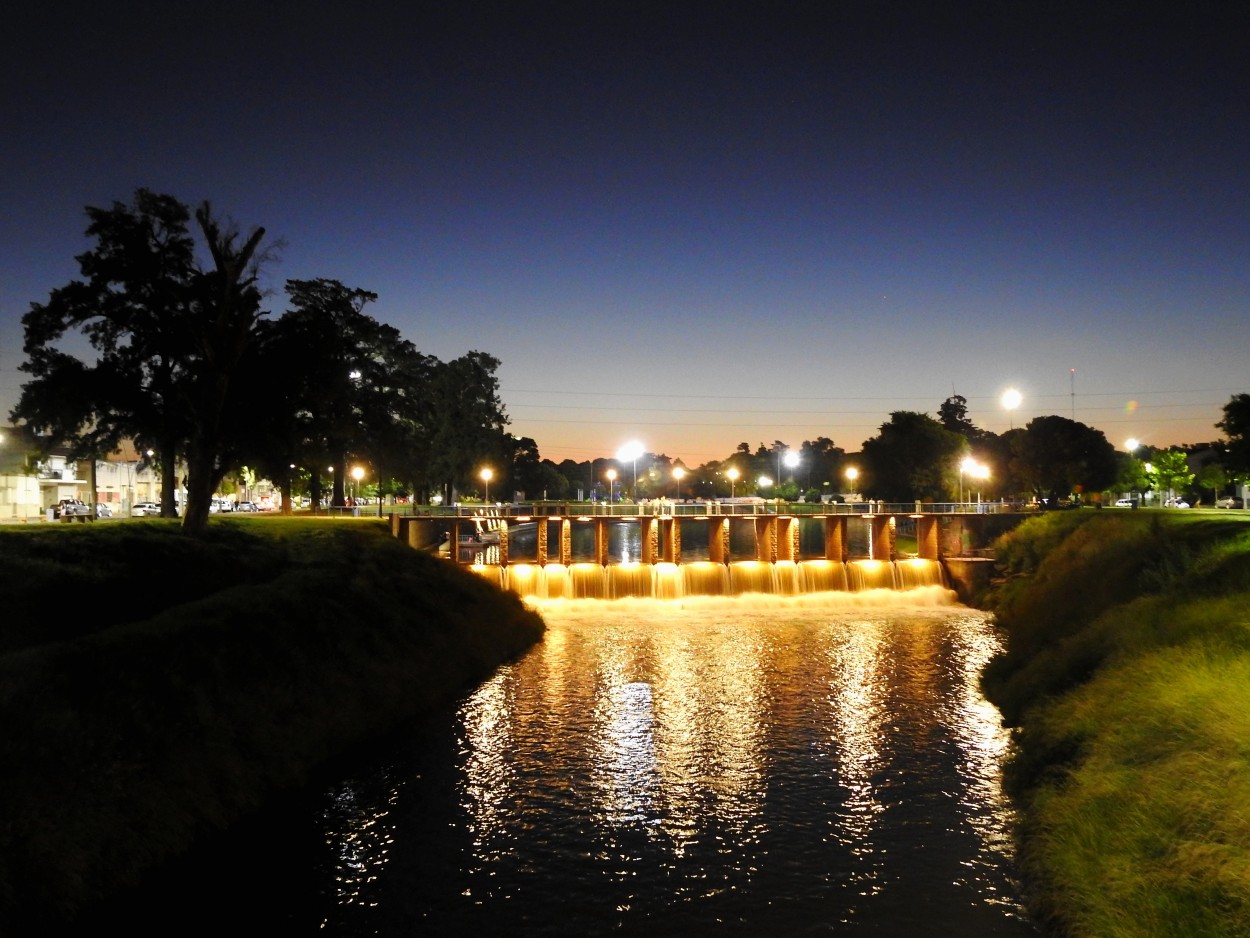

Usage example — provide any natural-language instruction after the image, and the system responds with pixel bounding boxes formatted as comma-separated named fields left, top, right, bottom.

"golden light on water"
left=446, top=596, right=1014, bottom=868
left=316, top=593, right=1031, bottom=930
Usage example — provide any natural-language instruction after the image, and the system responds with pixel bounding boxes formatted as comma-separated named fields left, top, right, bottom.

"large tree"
left=13, top=189, right=198, bottom=517
left=262, top=278, right=427, bottom=510
left=425, top=351, right=509, bottom=503
left=1216, top=393, right=1250, bottom=481
left=1152, top=450, right=1194, bottom=501
left=1012, top=415, right=1118, bottom=506
left=175, top=203, right=274, bottom=531
left=860, top=411, right=966, bottom=501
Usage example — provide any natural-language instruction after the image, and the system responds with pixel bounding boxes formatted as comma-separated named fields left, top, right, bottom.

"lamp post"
left=351, top=466, right=364, bottom=509
left=672, top=466, right=685, bottom=498
left=726, top=467, right=739, bottom=499
left=974, top=463, right=990, bottom=505
left=959, top=456, right=977, bottom=504
left=783, top=449, right=800, bottom=485
left=606, top=468, right=617, bottom=503
left=480, top=467, right=492, bottom=504
left=758, top=475, right=773, bottom=503
left=617, top=440, right=643, bottom=500
left=845, top=466, right=858, bottom=498
left=1002, top=388, right=1022, bottom=430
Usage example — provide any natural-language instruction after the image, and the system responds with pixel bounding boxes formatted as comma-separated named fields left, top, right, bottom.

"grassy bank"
left=979, top=509, right=1250, bottom=937
left=0, top=517, right=546, bottom=931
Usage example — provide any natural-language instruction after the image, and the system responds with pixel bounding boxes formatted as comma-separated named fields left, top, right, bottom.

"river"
left=97, top=587, right=1042, bottom=935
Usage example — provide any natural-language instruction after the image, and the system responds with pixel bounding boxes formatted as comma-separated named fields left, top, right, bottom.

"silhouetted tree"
left=860, top=411, right=965, bottom=501
left=13, top=189, right=197, bottom=517
left=1216, top=393, right=1250, bottom=481
left=425, top=351, right=509, bottom=502
left=1013, top=415, right=1117, bottom=506
left=178, top=202, right=273, bottom=532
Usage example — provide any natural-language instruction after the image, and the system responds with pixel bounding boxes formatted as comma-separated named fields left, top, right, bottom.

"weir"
left=471, top=557, right=948, bottom=600
left=393, top=509, right=982, bottom=599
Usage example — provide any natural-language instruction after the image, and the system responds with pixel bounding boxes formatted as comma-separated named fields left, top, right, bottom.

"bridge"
left=392, top=499, right=1023, bottom=569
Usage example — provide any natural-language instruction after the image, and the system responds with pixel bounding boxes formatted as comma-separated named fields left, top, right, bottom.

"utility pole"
left=1070, top=367, right=1076, bottom=420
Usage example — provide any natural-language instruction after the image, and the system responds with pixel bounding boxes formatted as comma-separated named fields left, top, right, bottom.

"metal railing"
left=399, top=499, right=1019, bottom=519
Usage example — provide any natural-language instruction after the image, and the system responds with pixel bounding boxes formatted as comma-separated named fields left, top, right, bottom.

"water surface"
left=311, top=591, right=1040, bottom=936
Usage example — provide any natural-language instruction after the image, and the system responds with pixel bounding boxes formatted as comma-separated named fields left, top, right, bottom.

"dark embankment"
left=0, top=518, right=546, bottom=931
left=978, top=509, right=1250, bottom=937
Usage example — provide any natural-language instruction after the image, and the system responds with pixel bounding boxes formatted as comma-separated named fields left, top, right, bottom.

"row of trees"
left=487, top=393, right=1250, bottom=509
left=12, top=190, right=1249, bottom=527
left=11, top=189, right=511, bottom=532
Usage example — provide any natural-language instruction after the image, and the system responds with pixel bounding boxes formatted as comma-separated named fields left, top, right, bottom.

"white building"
left=0, top=435, right=165, bottom=521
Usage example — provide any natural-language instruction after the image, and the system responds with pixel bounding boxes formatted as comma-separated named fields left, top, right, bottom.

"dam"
left=393, top=501, right=1020, bottom=600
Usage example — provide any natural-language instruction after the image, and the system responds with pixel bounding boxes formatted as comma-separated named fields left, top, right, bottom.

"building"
left=0, top=432, right=165, bottom=521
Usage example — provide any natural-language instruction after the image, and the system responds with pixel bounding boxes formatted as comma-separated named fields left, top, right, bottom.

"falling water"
left=473, top=558, right=951, bottom=601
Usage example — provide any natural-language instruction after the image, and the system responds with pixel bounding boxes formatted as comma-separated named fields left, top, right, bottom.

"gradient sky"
left=4, top=3, right=1246, bottom=467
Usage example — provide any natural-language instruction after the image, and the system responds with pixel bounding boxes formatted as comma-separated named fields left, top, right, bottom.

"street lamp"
left=845, top=466, right=858, bottom=496
left=959, top=456, right=977, bottom=504
left=351, top=466, right=364, bottom=506
left=973, top=462, right=990, bottom=504
left=726, top=466, right=739, bottom=499
left=783, top=449, right=800, bottom=484
left=480, top=467, right=493, bottom=504
left=617, top=440, right=643, bottom=500
left=758, top=475, right=773, bottom=500
left=1002, top=388, right=1022, bottom=430
left=672, top=466, right=685, bottom=498
left=606, top=468, right=617, bottom=503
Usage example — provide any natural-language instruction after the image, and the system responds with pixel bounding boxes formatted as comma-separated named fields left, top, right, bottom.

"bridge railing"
left=400, top=500, right=1019, bottom=519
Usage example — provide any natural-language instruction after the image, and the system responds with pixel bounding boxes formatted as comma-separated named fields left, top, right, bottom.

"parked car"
left=53, top=498, right=91, bottom=518
left=1216, top=495, right=1244, bottom=509
left=1113, top=498, right=1135, bottom=508
left=94, top=503, right=112, bottom=518
left=1165, top=497, right=1190, bottom=509
left=235, top=501, right=259, bottom=512
left=131, top=501, right=162, bottom=517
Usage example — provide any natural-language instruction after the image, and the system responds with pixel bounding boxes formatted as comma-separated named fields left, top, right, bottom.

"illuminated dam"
left=394, top=502, right=1018, bottom=601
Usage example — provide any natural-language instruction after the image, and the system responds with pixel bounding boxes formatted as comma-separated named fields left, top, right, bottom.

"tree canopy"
left=1217, top=393, right=1250, bottom=479
left=860, top=411, right=966, bottom=501
left=12, top=190, right=510, bottom=530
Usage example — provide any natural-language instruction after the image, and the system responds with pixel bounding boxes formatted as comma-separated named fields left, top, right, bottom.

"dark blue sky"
left=4, top=2, right=1246, bottom=465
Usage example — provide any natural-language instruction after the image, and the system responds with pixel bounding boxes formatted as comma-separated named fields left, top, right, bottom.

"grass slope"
left=979, top=510, right=1250, bottom=937
left=0, top=517, right=545, bottom=930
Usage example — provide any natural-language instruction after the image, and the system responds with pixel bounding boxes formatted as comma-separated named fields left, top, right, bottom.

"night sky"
left=4, top=2, right=1247, bottom=465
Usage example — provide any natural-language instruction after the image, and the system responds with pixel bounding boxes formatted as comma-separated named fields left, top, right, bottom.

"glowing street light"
left=758, top=475, right=773, bottom=499
left=973, top=462, right=990, bottom=504
left=480, top=467, right=493, bottom=503
left=1125, top=438, right=1139, bottom=453
left=845, top=466, right=858, bottom=495
left=606, top=468, right=617, bottom=503
left=726, top=466, right=739, bottom=499
left=1002, top=388, right=1022, bottom=429
left=351, top=465, right=364, bottom=504
left=616, top=440, right=644, bottom=499
left=783, top=449, right=800, bottom=483
left=959, top=456, right=977, bottom=504
left=672, top=465, right=686, bottom=498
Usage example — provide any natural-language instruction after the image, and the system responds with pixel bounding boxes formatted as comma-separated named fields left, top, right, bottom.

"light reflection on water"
left=316, top=595, right=1040, bottom=936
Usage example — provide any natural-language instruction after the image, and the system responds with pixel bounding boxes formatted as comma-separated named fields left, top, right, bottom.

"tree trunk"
left=181, top=447, right=216, bottom=534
